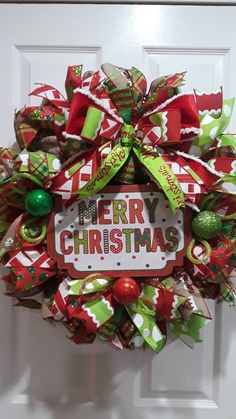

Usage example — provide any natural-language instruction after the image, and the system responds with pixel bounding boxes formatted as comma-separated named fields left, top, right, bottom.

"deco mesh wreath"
left=0, top=63, right=235, bottom=351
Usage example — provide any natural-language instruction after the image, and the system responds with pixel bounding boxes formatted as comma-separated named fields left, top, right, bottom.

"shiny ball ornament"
left=113, top=277, right=141, bottom=305
left=192, top=210, right=222, bottom=240
left=24, top=189, right=53, bottom=217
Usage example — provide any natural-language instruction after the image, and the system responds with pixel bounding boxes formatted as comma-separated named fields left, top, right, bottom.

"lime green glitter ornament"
left=192, top=210, right=222, bottom=240
left=24, top=189, right=53, bottom=217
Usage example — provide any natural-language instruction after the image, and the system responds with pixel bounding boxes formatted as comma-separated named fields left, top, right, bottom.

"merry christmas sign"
left=48, top=185, right=190, bottom=277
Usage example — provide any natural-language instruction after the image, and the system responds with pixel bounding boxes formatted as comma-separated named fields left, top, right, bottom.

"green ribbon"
left=218, top=134, right=236, bottom=150
left=169, top=315, right=208, bottom=347
left=126, top=301, right=166, bottom=352
left=69, top=275, right=210, bottom=351
left=77, top=124, right=185, bottom=213
left=80, top=107, right=104, bottom=141
left=69, top=275, right=166, bottom=351
left=191, top=98, right=235, bottom=156
left=69, top=274, right=113, bottom=295
left=17, top=150, right=60, bottom=183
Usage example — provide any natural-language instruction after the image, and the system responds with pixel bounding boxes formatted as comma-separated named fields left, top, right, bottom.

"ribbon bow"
left=58, top=66, right=201, bottom=212
left=70, top=123, right=186, bottom=213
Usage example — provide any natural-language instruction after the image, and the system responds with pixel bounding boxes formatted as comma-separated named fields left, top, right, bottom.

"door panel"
left=0, top=4, right=236, bottom=419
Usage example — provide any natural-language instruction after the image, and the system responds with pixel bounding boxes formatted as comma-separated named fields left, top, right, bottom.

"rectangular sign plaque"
left=48, top=185, right=190, bottom=278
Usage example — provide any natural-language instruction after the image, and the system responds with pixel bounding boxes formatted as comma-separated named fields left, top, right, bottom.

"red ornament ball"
left=113, top=277, right=141, bottom=305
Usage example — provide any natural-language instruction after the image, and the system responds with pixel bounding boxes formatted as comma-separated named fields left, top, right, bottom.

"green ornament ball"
left=192, top=210, right=222, bottom=240
left=24, top=189, right=53, bottom=217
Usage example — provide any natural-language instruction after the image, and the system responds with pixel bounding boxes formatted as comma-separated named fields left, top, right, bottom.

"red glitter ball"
left=113, top=277, right=141, bottom=305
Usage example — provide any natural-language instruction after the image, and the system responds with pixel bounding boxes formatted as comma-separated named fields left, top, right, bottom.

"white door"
left=0, top=4, right=236, bottom=419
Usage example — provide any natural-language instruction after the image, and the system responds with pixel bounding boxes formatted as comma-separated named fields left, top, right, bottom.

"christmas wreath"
left=0, top=64, right=235, bottom=351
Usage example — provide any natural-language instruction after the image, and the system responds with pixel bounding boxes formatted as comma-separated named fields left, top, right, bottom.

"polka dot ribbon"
left=67, top=274, right=208, bottom=351
left=190, top=89, right=235, bottom=157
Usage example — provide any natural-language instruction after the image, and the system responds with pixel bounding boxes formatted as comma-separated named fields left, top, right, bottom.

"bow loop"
left=69, top=273, right=114, bottom=296
left=140, top=109, right=181, bottom=146
left=189, top=95, right=235, bottom=157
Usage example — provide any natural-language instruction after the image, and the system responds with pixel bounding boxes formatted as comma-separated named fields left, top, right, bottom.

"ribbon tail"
left=75, top=142, right=132, bottom=199
left=126, top=302, right=166, bottom=352
left=169, top=315, right=209, bottom=348
left=133, top=145, right=185, bottom=213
